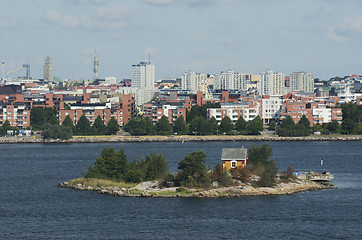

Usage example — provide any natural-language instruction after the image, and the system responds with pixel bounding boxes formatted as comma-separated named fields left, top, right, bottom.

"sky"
left=1, top=0, right=362, bottom=81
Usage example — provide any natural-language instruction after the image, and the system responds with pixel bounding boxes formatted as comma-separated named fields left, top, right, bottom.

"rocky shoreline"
left=59, top=180, right=333, bottom=198
left=1, top=135, right=361, bottom=144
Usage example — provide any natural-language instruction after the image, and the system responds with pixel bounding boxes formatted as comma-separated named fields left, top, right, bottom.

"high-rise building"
left=290, top=72, right=314, bottom=93
left=214, top=71, right=248, bottom=90
left=181, top=71, right=207, bottom=93
left=43, top=56, right=53, bottom=81
left=131, top=61, right=155, bottom=105
left=259, top=70, right=285, bottom=95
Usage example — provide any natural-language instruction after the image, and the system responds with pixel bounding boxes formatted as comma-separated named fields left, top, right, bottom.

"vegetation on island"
left=75, top=143, right=293, bottom=193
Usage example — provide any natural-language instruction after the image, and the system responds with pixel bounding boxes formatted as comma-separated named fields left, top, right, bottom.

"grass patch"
left=68, top=177, right=136, bottom=189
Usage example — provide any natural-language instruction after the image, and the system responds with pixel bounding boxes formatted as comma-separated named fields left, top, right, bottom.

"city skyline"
left=1, top=0, right=362, bottom=80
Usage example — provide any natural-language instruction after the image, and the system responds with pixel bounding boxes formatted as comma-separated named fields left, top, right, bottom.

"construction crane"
left=6, top=64, right=30, bottom=80
left=6, top=66, right=23, bottom=79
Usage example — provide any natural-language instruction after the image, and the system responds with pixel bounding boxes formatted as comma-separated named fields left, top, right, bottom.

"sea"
left=0, top=141, right=361, bottom=239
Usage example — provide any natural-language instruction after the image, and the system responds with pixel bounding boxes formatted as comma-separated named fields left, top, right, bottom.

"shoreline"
left=59, top=179, right=333, bottom=198
left=1, top=135, right=361, bottom=144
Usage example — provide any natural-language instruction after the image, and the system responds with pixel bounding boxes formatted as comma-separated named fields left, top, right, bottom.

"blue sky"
left=1, top=0, right=362, bottom=81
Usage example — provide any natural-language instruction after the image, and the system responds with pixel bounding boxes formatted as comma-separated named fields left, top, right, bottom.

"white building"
left=208, top=102, right=260, bottom=123
left=214, top=71, right=248, bottom=90
left=259, top=70, right=285, bottom=96
left=290, top=72, right=314, bottom=93
left=261, top=95, right=283, bottom=124
left=131, top=61, right=156, bottom=106
left=181, top=71, right=207, bottom=93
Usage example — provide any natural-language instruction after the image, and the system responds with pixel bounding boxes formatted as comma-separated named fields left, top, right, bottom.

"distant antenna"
left=93, top=49, right=99, bottom=79
left=1, top=60, right=4, bottom=81
left=148, top=53, right=151, bottom=64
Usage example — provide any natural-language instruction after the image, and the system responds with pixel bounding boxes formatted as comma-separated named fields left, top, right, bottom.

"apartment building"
left=259, top=70, right=285, bottom=95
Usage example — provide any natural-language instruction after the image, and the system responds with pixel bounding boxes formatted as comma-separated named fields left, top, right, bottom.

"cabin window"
left=231, top=161, right=236, bottom=168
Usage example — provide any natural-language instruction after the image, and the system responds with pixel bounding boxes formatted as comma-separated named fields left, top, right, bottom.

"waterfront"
left=0, top=141, right=361, bottom=239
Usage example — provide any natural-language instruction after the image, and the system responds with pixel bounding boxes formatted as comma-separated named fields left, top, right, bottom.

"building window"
left=231, top=161, right=236, bottom=168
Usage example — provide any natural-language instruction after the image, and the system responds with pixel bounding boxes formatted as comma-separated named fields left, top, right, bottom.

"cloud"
left=96, top=6, right=130, bottom=20
left=43, top=8, right=128, bottom=30
left=142, top=0, right=242, bottom=7
left=81, top=16, right=127, bottom=30
left=340, top=15, right=362, bottom=34
left=44, top=9, right=79, bottom=28
left=0, top=20, right=17, bottom=28
left=327, top=27, right=348, bottom=43
left=67, top=0, right=108, bottom=4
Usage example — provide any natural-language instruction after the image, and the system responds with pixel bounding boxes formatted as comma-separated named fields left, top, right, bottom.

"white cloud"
left=44, top=9, right=79, bottom=28
left=143, top=0, right=244, bottom=6
left=96, top=6, right=130, bottom=20
left=44, top=8, right=128, bottom=30
left=0, top=20, right=17, bottom=28
left=327, top=27, right=348, bottom=43
left=341, top=15, right=362, bottom=34
left=81, top=16, right=127, bottom=30
left=68, top=0, right=108, bottom=4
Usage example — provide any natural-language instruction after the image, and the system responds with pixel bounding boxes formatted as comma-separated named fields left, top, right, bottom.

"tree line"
left=274, top=103, right=362, bottom=136
left=84, top=143, right=292, bottom=188
left=124, top=103, right=263, bottom=136
left=30, top=107, right=120, bottom=140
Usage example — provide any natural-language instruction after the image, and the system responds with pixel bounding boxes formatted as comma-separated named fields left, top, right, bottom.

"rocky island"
left=59, top=178, right=332, bottom=198
left=59, top=144, right=334, bottom=198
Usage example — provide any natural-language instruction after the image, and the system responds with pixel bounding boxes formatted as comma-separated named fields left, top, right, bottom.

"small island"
left=60, top=143, right=333, bottom=198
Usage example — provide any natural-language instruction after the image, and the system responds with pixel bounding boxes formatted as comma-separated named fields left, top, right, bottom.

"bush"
left=230, top=166, right=252, bottom=182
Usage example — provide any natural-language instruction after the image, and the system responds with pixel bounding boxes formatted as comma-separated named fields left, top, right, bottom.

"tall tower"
left=132, top=61, right=155, bottom=105
left=43, top=56, right=53, bottom=81
left=131, top=61, right=155, bottom=88
left=93, top=50, right=99, bottom=79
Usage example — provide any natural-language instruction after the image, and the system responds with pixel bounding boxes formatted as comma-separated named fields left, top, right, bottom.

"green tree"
left=62, top=115, right=75, bottom=132
left=218, top=116, right=234, bottom=134
left=341, top=118, right=357, bottom=135
left=208, top=117, right=218, bottom=135
left=211, top=163, right=234, bottom=187
left=86, top=148, right=128, bottom=180
left=342, top=103, right=362, bottom=123
left=248, top=143, right=273, bottom=166
left=42, top=125, right=72, bottom=140
left=177, top=151, right=210, bottom=188
left=298, top=115, right=311, bottom=129
left=155, top=115, right=171, bottom=135
left=268, top=120, right=276, bottom=131
left=144, top=117, right=155, bottom=135
left=187, top=105, right=202, bottom=123
left=0, top=120, right=12, bottom=136
left=93, top=115, right=106, bottom=135
left=248, top=143, right=278, bottom=187
left=257, top=160, right=278, bottom=187
left=235, top=116, right=247, bottom=134
left=326, top=120, right=340, bottom=134
left=76, top=114, right=92, bottom=135
left=30, top=107, right=58, bottom=129
left=246, top=116, right=263, bottom=135
left=124, top=118, right=146, bottom=136
left=143, top=151, right=169, bottom=181
left=188, top=116, right=212, bottom=135
left=173, top=115, right=188, bottom=135
left=105, top=117, right=120, bottom=135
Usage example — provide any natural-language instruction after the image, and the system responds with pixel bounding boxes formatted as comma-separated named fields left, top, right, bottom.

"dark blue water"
left=0, top=141, right=361, bottom=239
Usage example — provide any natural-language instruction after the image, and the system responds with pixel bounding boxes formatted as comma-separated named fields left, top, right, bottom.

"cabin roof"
left=221, top=148, right=247, bottom=161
